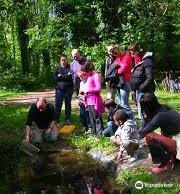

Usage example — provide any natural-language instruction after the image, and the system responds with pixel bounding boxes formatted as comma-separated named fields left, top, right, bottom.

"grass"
left=116, top=168, right=180, bottom=194
left=0, top=89, right=180, bottom=193
left=68, top=134, right=115, bottom=153
left=156, top=90, right=180, bottom=109
left=0, top=89, right=23, bottom=100
left=0, top=105, right=29, bottom=149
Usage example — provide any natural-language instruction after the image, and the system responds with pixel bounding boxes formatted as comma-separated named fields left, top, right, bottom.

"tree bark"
left=17, top=16, right=29, bottom=75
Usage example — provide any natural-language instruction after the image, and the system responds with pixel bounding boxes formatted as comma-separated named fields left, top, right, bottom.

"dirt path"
left=0, top=89, right=138, bottom=112
left=0, top=89, right=79, bottom=109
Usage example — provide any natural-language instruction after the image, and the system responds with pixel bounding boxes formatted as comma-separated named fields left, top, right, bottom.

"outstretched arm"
left=25, top=125, right=31, bottom=143
left=139, top=114, right=160, bottom=138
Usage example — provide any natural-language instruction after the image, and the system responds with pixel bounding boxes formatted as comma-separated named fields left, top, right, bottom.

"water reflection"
left=1, top=147, right=119, bottom=194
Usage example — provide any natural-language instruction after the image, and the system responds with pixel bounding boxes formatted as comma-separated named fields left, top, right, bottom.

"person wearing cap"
left=111, top=109, right=140, bottom=163
left=104, top=44, right=117, bottom=100
left=25, top=97, right=58, bottom=144
left=70, top=49, right=87, bottom=96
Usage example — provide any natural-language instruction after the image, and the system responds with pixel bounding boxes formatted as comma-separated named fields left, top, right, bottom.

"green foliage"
left=80, top=43, right=106, bottom=72
left=1, top=0, right=180, bottom=89
left=69, top=134, right=115, bottom=153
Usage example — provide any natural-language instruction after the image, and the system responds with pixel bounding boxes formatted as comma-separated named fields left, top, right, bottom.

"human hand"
left=46, top=128, right=52, bottom=134
left=25, top=136, right=30, bottom=144
left=110, top=136, right=117, bottom=144
left=114, top=151, right=123, bottom=161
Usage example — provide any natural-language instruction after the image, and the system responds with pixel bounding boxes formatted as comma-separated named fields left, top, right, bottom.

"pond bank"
left=0, top=137, right=121, bottom=194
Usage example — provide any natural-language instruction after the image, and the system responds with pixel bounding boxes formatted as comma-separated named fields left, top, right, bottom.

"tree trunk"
left=42, top=50, right=50, bottom=74
left=17, top=16, right=29, bottom=75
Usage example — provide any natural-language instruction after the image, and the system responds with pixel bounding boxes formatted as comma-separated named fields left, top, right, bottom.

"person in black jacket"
left=25, top=97, right=58, bottom=144
left=139, top=93, right=180, bottom=173
left=54, top=54, right=74, bottom=126
left=104, top=44, right=117, bottom=100
left=102, top=99, right=133, bottom=137
left=130, top=45, right=155, bottom=119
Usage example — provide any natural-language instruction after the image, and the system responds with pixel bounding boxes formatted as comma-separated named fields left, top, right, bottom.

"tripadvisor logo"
left=135, top=181, right=144, bottom=190
left=135, top=180, right=174, bottom=189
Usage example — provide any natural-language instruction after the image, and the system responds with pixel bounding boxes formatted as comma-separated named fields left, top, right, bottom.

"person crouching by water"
left=54, top=54, right=74, bottom=126
left=80, top=61, right=105, bottom=135
left=102, top=99, right=133, bottom=137
left=111, top=110, right=140, bottom=163
left=25, top=97, right=58, bottom=144
left=139, top=93, right=180, bottom=173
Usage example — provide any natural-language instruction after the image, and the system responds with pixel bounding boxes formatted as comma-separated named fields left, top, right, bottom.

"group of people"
left=162, top=72, right=180, bottom=92
left=24, top=45, right=180, bottom=174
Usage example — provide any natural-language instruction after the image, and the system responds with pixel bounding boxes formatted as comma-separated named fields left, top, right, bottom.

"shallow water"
left=0, top=146, right=116, bottom=194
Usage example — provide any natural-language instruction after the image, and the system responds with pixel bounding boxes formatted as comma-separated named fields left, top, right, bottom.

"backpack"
left=105, top=63, right=124, bottom=89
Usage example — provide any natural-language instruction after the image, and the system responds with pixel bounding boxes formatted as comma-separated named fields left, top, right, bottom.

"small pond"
left=0, top=140, right=119, bottom=194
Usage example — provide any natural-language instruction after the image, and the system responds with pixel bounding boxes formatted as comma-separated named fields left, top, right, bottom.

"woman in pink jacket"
left=80, top=61, right=104, bottom=135
left=112, top=48, right=132, bottom=114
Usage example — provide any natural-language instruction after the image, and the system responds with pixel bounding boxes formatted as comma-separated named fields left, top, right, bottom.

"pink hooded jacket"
left=114, top=53, right=132, bottom=81
left=85, top=71, right=104, bottom=114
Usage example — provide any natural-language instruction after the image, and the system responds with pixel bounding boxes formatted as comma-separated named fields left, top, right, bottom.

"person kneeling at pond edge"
left=111, top=109, right=140, bottom=163
left=25, top=97, right=58, bottom=144
left=138, top=93, right=180, bottom=173
left=102, top=99, right=133, bottom=137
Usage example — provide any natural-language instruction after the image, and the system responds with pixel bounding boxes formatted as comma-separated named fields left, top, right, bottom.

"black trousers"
left=87, top=105, right=104, bottom=135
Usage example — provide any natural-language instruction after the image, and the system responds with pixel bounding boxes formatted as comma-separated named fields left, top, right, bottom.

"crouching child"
left=102, top=99, right=133, bottom=137
left=110, top=110, right=140, bottom=163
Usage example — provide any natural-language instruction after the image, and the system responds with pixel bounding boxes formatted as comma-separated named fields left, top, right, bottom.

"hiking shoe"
left=85, top=129, right=92, bottom=135
left=66, top=120, right=71, bottom=125
left=129, top=152, right=138, bottom=163
left=56, top=123, right=60, bottom=128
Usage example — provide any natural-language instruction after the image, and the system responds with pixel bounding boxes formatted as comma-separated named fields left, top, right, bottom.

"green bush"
left=0, top=66, right=54, bottom=90
left=79, top=43, right=107, bottom=73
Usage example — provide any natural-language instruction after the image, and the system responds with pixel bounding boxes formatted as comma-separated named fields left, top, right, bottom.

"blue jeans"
left=136, top=90, right=143, bottom=119
left=116, top=81, right=132, bottom=112
left=102, top=121, right=118, bottom=137
left=55, top=89, right=73, bottom=123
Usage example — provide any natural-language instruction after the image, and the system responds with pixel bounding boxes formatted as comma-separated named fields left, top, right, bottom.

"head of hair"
left=113, top=109, right=128, bottom=123
left=60, top=53, right=67, bottom=58
left=110, top=45, right=122, bottom=53
left=104, top=99, right=117, bottom=109
left=36, top=97, right=47, bottom=111
left=106, top=44, right=115, bottom=53
left=80, top=61, right=94, bottom=72
left=139, top=93, right=170, bottom=119
left=71, top=49, right=81, bottom=56
left=129, top=42, right=143, bottom=54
